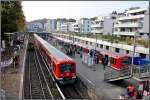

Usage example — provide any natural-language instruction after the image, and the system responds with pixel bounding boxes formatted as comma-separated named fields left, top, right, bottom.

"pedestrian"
left=138, top=82, right=144, bottom=98
left=142, top=90, right=150, bottom=99
left=102, top=57, right=106, bottom=70
left=127, top=84, right=136, bottom=99
left=132, top=89, right=137, bottom=99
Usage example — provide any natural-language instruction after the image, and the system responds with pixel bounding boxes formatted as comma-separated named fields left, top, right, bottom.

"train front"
left=57, top=62, right=77, bottom=84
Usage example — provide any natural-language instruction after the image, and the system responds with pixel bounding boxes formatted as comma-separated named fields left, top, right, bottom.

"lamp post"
left=95, top=33, right=97, bottom=51
left=131, top=31, right=139, bottom=76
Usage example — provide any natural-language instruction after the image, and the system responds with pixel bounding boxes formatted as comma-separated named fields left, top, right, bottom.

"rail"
left=104, top=67, right=131, bottom=81
left=37, top=48, right=65, bottom=99
left=133, top=65, right=150, bottom=79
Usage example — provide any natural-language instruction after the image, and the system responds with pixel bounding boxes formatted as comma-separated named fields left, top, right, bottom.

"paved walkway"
left=74, top=54, right=125, bottom=99
left=1, top=39, right=28, bottom=99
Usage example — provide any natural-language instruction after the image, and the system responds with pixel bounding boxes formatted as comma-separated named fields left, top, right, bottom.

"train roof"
left=100, top=49, right=130, bottom=58
left=34, top=34, right=74, bottom=63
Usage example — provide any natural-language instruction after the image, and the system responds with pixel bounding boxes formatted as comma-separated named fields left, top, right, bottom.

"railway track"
left=24, top=41, right=61, bottom=99
left=38, top=48, right=89, bottom=99
left=24, top=35, right=91, bottom=99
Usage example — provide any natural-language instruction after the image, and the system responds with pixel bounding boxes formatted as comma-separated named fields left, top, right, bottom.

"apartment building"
left=103, top=13, right=117, bottom=35
left=26, top=21, right=44, bottom=32
left=113, top=7, right=148, bottom=37
left=141, top=7, right=149, bottom=39
left=78, top=18, right=91, bottom=34
left=56, top=19, right=76, bottom=32
left=91, top=16, right=105, bottom=34
left=44, top=19, right=57, bottom=33
left=72, top=22, right=80, bottom=33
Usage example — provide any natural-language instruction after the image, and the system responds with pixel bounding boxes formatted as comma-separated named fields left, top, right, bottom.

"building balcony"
left=113, top=31, right=136, bottom=36
left=91, top=24, right=104, bottom=28
left=114, top=22, right=143, bottom=28
left=118, top=14, right=144, bottom=20
left=91, top=29, right=104, bottom=33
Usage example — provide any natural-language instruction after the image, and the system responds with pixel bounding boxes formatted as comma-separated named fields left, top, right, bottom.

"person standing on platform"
left=102, top=57, right=106, bottom=70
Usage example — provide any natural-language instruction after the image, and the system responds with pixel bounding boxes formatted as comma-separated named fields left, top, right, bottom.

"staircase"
left=104, top=67, right=132, bottom=82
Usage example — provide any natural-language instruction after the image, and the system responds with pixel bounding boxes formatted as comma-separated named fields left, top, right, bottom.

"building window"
left=78, top=39, right=80, bottom=42
left=126, top=50, right=129, bottom=54
left=115, top=48, right=120, bottom=53
left=100, top=44, right=103, bottom=48
left=106, top=46, right=109, bottom=50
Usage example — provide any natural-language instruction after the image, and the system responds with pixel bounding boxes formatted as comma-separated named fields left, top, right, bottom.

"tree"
left=1, top=1, right=25, bottom=40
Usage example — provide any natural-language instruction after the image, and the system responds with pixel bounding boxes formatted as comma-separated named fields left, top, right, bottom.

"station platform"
left=51, top=41, right=144, bottom=99
left=74, top=54, right=125, bottom=99
left=1, top=38, right=28, bottom=99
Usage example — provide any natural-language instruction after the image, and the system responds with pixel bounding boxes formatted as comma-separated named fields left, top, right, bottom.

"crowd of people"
left=119, top=84, right=149, bottom=99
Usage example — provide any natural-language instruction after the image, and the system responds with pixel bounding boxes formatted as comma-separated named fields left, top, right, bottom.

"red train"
left=34, top=34, right=76, bottom=84
left=100, top=49, right=131, bottom=70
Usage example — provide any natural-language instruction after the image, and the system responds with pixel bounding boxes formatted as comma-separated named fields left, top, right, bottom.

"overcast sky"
left=22, top=1, right=149, bottom=22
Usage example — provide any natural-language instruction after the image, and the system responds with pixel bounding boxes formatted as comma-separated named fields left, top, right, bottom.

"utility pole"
left=131, top=31, right=138, bottom=77
left=95, top=33, right=97, bottom=51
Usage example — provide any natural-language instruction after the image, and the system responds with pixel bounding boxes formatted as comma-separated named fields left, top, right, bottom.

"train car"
left=100, top=50, right=131, bottom=70
left=34, top=34, right=76, bottom=84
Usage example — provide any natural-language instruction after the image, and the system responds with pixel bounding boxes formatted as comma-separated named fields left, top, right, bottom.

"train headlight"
left=72, top=73, right=75, bottom=76
left=60, top=74, right=63, bottom=77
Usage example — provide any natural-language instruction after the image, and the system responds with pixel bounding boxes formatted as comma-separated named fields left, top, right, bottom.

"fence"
left=104, top=67, right=131, bottom=81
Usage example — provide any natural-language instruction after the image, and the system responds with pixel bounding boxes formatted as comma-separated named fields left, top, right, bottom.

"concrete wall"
left=143, top=8, right=149, bottom=33
left=103, top=18, right=115, bottom=35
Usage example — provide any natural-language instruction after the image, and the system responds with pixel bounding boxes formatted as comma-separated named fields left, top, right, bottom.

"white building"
left=91, top=16, right=105, bottom=34
left=56, top=20, right=63, bottom=32
left=78, top=18, right=91, bottom=34
left=68, top=22, right=76, bottom=32
left=141, top=7, right=149, bottom=39
left=26, top=21, right=44, bottom=32
left=60, top=22, right=68, bottom=32
left=44, top=19, right=56, bottom=33
left=113, top=7, right=148, bottom=37
left=72, top=22, right=80, bottom=33
left=103, top=13, right=117, bottom=35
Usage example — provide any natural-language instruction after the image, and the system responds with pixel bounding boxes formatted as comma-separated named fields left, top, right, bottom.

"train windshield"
left=110, top=57, right=116, bottom=64
left=122, top=57, right=131, bottom=65
left=60, top=64, right=74, bottom=73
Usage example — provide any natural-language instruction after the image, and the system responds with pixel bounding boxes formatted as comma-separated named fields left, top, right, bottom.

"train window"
left=115, top=48, right=120, bottom=53
left=126, top=50, right=129, bottom=54
left=52, top=62, right=56, bottom=71
left=60, top=64, right=74, bottom=73
left=90, top=42, right=92, bottom=45
left=86, top=41, right=88, bottom=44
left=100, top=44, right=103, bottom=48
left=106, top=46, right=109, bottom=50
left=82, top=40, right=84, bottom=43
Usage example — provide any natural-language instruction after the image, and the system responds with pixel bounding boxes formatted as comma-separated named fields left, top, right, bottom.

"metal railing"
left=104, top=67, right=131, bottom=81
left=133, top=65, right=150, bottom=78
